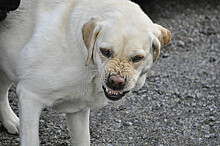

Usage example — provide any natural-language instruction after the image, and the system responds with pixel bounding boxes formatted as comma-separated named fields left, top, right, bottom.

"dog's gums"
left=102, top=86, right=129, bottom=101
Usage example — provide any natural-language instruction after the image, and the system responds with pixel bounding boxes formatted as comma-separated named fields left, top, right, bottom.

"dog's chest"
left=51, top=77, right=108, bottom=113
left=52, top=90, right=107, bottom=113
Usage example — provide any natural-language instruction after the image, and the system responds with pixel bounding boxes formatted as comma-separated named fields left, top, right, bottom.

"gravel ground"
left=0, top=0, right=220, bottom=145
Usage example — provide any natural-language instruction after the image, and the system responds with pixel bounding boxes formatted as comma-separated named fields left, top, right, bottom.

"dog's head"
left=82, top=6, right=171, bottom=101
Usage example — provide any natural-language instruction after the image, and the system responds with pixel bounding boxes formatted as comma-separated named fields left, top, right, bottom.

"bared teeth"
left=106, top=88, right=120, bottom=95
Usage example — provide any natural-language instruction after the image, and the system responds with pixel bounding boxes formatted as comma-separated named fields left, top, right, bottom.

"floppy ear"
left=82, top=17, right=103, bottom=66
left=152, top=24, right=171, bottom=62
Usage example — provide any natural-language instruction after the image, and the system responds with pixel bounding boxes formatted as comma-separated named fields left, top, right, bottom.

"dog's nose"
left=107, top=75, right=125, bottom=90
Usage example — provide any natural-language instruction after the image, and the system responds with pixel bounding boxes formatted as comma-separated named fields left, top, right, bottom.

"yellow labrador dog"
left=0, top=0, right=171, bottom=145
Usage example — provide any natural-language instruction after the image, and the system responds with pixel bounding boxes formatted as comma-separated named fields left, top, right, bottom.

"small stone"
left=125, top=122, right=133, bottom=126
left=209, top=57, right=216, bottom=63
left=147, top=97, right=152, bottom=100
left=115, top=119, right=122, bottom=123
left=162, top=53, right=169, bottom=58
left=40, top=120, right=45, bottom=123
left=209, top=122, right=214, bottom=126
left=218, top=96, right=220, bottom=103
left=177, top=40, right=185, bottom=47
left=192, top=102, right=196, bottom=107
left=190, top=136, right=194, bottom=140
left=134, top=120, right=139, bottom=123
left=209, top=116, right=216, bottom=121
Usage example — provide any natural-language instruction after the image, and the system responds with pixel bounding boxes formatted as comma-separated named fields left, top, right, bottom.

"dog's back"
left=0, top=0, right=35, bottom=81
left=0, top=0, right=76, bottom=81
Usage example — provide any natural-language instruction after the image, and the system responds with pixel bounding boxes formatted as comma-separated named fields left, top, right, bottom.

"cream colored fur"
left=0, top=0, right=171, bottom=145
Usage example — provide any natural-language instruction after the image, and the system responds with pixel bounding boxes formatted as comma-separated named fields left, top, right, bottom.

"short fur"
left=0, top=0, right=171, bottom=145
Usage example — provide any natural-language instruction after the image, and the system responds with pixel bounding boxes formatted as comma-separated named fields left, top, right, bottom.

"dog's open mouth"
left=102, top=86, right=129, bottom=101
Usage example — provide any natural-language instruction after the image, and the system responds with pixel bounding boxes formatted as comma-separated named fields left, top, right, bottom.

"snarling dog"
left=0, top=0, right=171, bottom=145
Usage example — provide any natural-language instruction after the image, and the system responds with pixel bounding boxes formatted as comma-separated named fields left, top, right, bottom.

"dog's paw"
left=3, top=118, right=19, bottom=134
left=1, top=111, right=19, bottom=134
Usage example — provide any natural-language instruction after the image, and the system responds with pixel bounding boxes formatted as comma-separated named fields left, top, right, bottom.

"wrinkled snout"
left=107, top=74, right=126, bottom=90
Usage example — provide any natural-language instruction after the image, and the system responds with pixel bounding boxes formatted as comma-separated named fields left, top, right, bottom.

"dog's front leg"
left=17, top=85, right=45, bottom=146
left=66, top=109, right=90, bottom=146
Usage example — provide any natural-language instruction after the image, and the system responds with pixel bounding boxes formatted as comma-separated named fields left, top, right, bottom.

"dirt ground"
left=0, top=0, right=219, bottom=145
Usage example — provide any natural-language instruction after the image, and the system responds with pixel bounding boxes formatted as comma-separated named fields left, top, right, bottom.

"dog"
left=0, top=0, right=171, bottom=145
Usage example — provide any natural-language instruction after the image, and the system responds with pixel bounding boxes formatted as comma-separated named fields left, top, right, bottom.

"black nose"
left=107, top=75, right=125, bottom=90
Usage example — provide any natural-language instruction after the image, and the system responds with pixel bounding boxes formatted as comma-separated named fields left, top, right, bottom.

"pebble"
left=176, top=40, right=185, bottom=47
left=124, top=122, right=133, bottom=126
left=209, top=57, right=216, bottom=63
left=162, top=53, right=169, bottom=58
left=115, top=119, right=122, bottom=123
left=147, top=97, right=152, bottom=100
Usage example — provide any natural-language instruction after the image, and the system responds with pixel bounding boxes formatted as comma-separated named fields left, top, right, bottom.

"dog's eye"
left=100, top=48, right=112, bottom=58
left=132, top=55, right=143, bottom=63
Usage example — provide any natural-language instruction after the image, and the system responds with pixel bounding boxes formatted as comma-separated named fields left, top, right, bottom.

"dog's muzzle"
left=102, top=74, right=129, bottom=101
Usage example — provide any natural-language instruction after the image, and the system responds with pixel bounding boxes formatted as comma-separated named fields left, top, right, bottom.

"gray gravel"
left=0, top=0, right=220, bottom=145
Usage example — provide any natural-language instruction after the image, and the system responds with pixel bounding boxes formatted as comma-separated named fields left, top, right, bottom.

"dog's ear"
left=152, top=24, right=171, bottom=62
left=82, top=17, right=103, bottom=66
